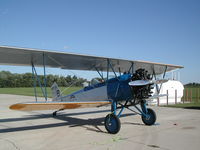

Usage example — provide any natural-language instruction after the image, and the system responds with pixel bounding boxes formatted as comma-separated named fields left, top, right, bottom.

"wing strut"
left=128, top=62, right=134, bottom=74
left=157, top=65, right=168, bottom=94
left=32, top=63, right=38, bottom=101
left=95, top=67, right=104, bottom=80
left=107, top=59, right=118, bottom=80
left=43, top=53, right=48, bottom=100
left=152, top=65, right=160, bottom=95
left=31, top=53, right=48, bottom=101
left=152, top=65, right=168, bottom=94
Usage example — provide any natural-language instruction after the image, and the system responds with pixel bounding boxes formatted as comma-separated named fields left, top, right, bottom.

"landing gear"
left=131, top=69, right=156, bottom=126
left=52, top=111, right=57, bottom=116
left=52, top=109, right=64, bottom=116
left=141, top=108, right=156, bottom=125
left=104, top=99, right=156, bottom=134
left=104, top=113, right=121, bottom=134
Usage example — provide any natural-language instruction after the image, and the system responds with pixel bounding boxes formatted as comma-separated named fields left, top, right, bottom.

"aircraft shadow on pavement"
left=0, top=109, right=110, bottom=123
left=0, top=110, right=137, bottom=134
left=183, top=106, right=200, bottom=110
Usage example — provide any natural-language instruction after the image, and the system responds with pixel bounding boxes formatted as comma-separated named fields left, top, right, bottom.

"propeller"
left=130, top=68, right=168, bottom=100
left=147, top=94, right=168, bottom=100
left=128, top=79, right=168, bottom=87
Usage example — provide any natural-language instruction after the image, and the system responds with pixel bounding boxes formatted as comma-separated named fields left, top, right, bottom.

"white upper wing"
left=0, top=46, right=183, bottom=75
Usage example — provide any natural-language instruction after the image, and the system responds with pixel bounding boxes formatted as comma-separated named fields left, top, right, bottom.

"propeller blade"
left=147, top=94, right=168, bottom=99
left=128, top=80, right=151, bottom=86
left=129, top=79, right=168, bottom=86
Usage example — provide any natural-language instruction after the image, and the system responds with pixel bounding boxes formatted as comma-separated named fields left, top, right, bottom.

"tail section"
left=51, top=82, right=62, bottom=101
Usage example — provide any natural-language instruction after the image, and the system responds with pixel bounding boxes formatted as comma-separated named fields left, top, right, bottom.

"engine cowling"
left=131, top=69, right=153, bottom=100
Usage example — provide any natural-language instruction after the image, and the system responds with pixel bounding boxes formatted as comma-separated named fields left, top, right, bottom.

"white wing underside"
left=0, top=46, right=183, bottom=75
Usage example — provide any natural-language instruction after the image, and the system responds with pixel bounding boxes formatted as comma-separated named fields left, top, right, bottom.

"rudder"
left=51, top=82, right=62, bottom=101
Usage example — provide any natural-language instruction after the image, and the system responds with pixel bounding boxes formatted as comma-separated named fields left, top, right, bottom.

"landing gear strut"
left=52, top=109, right=64, bottom=116
left=103, top=69, right=156, bottom=134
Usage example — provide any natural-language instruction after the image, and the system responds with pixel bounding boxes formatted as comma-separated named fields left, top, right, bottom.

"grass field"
left=0, top=87, right=82, bottom=98
left=183, top=87, right=200, bottom=103
left=164, top=87, right=200, bottom=109
left=164, top=102, right=200, bottom=109
left=1, top=86, right=200, bottom=109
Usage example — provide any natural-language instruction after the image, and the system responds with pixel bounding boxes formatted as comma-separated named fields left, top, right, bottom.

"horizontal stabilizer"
left=10, top=101, right=111, bottom=111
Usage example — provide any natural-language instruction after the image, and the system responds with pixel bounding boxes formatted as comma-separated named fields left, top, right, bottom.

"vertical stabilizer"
left=51, top=82, right=62, bottom=101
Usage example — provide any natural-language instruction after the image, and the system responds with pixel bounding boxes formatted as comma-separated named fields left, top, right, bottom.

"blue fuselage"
left=60, top=74, right=133, bottom=102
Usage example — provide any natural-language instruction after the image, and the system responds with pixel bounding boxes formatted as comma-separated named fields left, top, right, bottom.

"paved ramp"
left=0, top=94, right=200, bottom=150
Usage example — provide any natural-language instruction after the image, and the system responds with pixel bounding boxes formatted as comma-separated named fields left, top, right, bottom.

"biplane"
left=0, top=46, right=183, bottom=134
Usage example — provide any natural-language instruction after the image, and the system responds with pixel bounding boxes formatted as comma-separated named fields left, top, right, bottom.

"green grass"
left=183, top=87, right=200, bottom=102
left=163, top=102, right=200, bottom=109
left=163, top=87, right=200, bottom=109
left=0, top=87, right=82, bottom=98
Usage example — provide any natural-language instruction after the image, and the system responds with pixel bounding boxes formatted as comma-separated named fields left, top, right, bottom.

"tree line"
left=0, top=71, right=87, bottom=88
left=184, top=82, right=200, bottom=88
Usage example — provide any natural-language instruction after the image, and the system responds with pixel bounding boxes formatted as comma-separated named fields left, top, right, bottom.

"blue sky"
left=0, top=0, right=200, bottom=84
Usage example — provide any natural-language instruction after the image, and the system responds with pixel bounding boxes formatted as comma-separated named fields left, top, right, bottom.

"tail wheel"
left=142, top=108, right=156, bottom=125
left=104, top=113, right=121, bottom=134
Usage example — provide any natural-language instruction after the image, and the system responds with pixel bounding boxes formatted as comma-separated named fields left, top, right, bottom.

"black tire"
left=104, top=113, right=121, bottom=134
left=142, top=108, right=156, bottom=125
left=52, top=111, right=57, bottom=116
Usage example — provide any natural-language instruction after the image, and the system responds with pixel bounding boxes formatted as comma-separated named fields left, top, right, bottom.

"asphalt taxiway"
left=0, top=94, right=200, bottom=150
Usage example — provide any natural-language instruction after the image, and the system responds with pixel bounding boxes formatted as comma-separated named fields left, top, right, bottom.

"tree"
left=0, top=71, right=87, bottom=88
left=184, top=82, right=200, bottom=87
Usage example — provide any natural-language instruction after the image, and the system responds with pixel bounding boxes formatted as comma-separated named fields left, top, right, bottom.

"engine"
left=131, top=69, right=153, bottom=100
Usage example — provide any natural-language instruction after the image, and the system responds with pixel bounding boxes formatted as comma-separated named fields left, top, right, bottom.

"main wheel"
left=142, top=108, right=156, bottom=125
left=104, top=113, right=121, bottom=134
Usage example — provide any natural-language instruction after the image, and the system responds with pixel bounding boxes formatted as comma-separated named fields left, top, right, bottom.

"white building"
left=149, top=80, right=184, bottom=105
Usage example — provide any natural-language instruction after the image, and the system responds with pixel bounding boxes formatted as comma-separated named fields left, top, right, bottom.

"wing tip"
left=9, top=103, right=25, bottom=110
